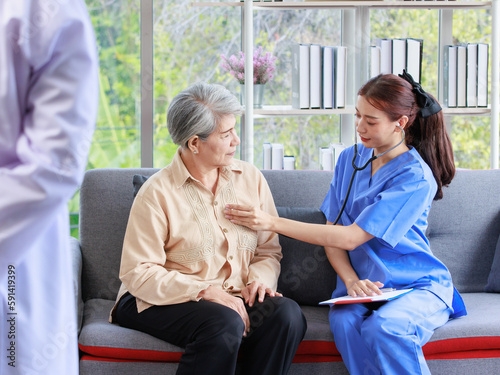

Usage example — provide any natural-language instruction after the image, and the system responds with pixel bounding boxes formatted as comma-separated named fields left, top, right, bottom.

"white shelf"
left=193, top=1, right=492, bottom=9
left=251, top=106, right=355, bottom=116
left=244, top=105, right=491, bottom=117
left=442, top=107, right=492, bottom=116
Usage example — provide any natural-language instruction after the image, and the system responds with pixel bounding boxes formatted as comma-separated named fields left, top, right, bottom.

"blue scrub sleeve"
left=321, top=186, right=340, bottom=223
left=355, top=175, right=434, bottom=248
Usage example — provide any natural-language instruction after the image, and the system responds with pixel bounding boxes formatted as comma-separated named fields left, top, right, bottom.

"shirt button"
left=223, top=228, right=228, bottom=233
left=228, top=255, right=234, bottom=261
left=224, top=282, right=229, bottom=288
left=214, top=201, right=218, bottom=206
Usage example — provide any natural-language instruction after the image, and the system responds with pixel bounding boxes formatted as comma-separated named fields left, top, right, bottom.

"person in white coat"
left=0, top=0, right=98, bottom=374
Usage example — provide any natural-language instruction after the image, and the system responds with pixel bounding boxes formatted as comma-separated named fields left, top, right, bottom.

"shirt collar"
left=171, top=147, right=243, bottom=189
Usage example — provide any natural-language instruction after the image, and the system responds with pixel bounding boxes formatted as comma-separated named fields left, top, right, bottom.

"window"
left=71, top=0, right=141, bottom=237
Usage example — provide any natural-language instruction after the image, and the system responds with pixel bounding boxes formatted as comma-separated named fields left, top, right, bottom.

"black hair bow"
left=399, top=69, right=442, bottom=118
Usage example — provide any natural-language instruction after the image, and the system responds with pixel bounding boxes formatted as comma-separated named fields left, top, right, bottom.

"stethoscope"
left=332, top=124, right=406, bottom=225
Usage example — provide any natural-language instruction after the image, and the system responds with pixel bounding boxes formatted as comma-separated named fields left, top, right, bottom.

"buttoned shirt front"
left=111, top=148, right=282, bottom=319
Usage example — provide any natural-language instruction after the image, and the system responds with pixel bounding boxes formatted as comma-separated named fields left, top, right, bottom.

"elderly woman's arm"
left=119, top=195, right=210, bottom=306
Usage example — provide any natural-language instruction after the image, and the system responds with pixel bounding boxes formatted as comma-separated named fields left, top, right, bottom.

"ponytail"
left=406, top=107, right=455, bottom=200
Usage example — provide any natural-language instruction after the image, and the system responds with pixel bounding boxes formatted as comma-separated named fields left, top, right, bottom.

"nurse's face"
left=355, top=95, right=403, bottom=155
left=198, top=114, right=240, bottom=168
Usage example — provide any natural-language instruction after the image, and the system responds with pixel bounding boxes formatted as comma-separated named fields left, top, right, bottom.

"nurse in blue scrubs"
left=225, top=72, right=467, bottom=375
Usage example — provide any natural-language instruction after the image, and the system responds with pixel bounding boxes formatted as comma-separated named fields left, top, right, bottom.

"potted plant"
left=220, top=46, right=276, bottom=108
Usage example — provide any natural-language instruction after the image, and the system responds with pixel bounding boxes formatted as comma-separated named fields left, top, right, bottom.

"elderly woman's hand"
left=242, top=281, right=283, bottom=307
left=224, top=204, right=275, bottom=231
left=198, top=286, right=250, bottom=336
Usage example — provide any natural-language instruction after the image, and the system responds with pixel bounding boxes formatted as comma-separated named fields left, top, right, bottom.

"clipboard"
left=319, top=288, right=413, bottom=305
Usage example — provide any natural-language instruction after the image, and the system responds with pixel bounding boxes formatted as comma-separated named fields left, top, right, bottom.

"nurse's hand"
left=224, top=204, right=274, bottom=231
left=347, top=279, right=384, bottom=297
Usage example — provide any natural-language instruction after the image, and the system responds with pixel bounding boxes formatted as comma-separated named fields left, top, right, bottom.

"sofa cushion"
left=426, top=170, right=500, bottom=293
left=79, top=294, right=500, bottom=365
left=276, top=207, right=337, bottom=306
left=424, top=293, right=500, bottom=359
left=261, top=170, right=334, bottom=208
left=79, top=299, right=339, bottom=364
left=133, top=174, right=150, bottom=197
left=79, top=299, right=184, bottom=362
left=79, top=168, right=159, bottom=302
left=485, top=234, right=500, bottom=292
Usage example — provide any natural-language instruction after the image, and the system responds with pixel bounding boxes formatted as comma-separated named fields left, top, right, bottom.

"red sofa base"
left=80, top=337, right=500, bottom=365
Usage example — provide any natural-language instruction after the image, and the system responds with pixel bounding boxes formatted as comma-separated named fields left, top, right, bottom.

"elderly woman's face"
left=199, top=114, right=240, bottom=168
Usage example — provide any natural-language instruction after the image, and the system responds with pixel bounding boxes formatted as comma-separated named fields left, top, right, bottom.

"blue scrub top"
left=321, top=144, right=466, bottom=318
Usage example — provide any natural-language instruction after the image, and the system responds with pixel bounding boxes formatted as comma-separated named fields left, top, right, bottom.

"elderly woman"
left=110, top=82, right=306, bottom=375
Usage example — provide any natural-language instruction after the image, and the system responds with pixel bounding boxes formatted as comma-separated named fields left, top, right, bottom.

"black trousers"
left=115, top=292, right=307, bottom=375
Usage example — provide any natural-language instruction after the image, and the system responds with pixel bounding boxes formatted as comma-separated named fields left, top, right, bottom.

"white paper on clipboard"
left=319, top=288, right=414, bottom=305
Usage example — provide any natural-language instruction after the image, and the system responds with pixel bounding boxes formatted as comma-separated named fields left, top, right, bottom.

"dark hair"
left=358, top=74, right=455, bottom=200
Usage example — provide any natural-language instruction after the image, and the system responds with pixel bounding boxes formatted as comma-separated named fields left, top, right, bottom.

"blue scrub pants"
left=329, top=289, right=452, bottom=375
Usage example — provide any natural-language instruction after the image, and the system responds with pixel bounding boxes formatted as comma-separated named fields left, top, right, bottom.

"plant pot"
left=240, top=84, right=265, bottom=108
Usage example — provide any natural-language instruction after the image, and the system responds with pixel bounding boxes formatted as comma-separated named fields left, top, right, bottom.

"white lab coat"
left=0, top=0, right=98, bottom=373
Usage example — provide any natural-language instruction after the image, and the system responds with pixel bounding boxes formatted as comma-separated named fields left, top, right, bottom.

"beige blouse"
left=110, top=148, right=282, bottom=320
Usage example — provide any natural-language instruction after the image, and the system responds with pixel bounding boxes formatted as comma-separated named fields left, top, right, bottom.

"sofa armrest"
left=69, top=236, right=84, bottom=334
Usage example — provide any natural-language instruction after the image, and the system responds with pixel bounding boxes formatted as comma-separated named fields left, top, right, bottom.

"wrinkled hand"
left=346, top=279, right=384, bottom=297
left=198, top=286, right=250, bottom=336
left=242, top=281, right=282, bottom=307
left=224, top=204, right=274, bottom=231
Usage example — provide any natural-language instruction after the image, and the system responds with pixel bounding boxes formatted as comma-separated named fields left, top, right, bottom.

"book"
left=263, top=142, right=272, bottom=169
left=322, top=46, right=334, bottom=109
left=466, top=43, right=478, bottom=107
left=392, top=38, right=407, bottom=76
left=377, top=38, right=392, bottom=74
left=271, top=143, right=284, bottom=170
left=406, top=38, right=423, bottom=83
left=319, top=143, right=346, bottom=171
left=477, top=43, right=489, bottom=107
left=319, top=288, right=414, bottom=305
left=319, top=147, right=334, bottom=170
left=292, top=43, right=310, bottom=109
left=372, top=38, right=422, bottom=81
left=443, top=45, right=458, bottom=108
left=370, top=45, right=381, bottom=78
left=334, top=46, right=347, bottom=109
left=283, top=155, right=296, bottom=170
left=310, top=44, right=322, bottom=109
left=456, top=45, right=467, bottom=107
left=331, top=142, right=347, bottom=165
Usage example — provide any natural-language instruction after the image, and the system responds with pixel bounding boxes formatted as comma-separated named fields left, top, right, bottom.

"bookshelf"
left=193, top=0, right=499, bottom=169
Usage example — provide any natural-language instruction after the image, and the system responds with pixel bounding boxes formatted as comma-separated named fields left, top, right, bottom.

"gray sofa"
left=75, top=168, right=500, bottom=374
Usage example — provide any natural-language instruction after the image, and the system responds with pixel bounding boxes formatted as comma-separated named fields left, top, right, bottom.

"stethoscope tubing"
left=331, top=126, right=406, bottom=225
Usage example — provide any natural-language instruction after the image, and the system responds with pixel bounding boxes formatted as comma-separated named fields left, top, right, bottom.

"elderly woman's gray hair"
left=167, top=82, right=243, bottom=148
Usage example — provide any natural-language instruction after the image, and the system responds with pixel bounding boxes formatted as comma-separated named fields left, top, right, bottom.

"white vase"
left=240, top=84, right=265, bottom=108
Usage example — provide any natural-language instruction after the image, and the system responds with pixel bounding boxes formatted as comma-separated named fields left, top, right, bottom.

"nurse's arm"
left=225, top=204, right=374, bottom=250
left=324, top=222, right=383, bottom=297
left=323, top=223, right=359, bottom=287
